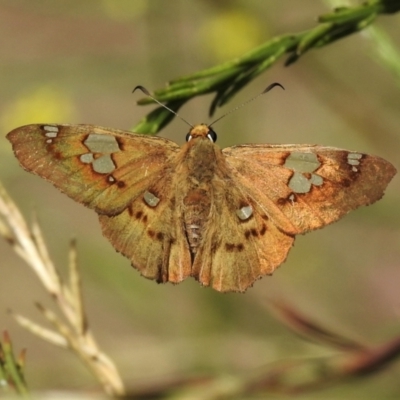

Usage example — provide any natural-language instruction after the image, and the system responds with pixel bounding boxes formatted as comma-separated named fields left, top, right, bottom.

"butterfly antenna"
left=133, top=85, right=194, bottom=128
left=209, top=82, right=285, bottom=128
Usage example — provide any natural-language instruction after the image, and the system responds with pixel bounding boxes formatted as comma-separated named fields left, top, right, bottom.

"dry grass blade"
left=0, top=182, right=125, bottom=396
left=69, top=239, right=87, bottom=336
left=9, top=309, right=68, bottom=348
left=31, top=211, right=63, bottom=291
left=0, top=182, right=57, bottom=293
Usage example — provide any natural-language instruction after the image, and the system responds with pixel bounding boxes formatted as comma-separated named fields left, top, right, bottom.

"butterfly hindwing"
left=190, top=171, right=295, bottom=292
left=223, top=144, right=396, bottom=234
left=99, top=170, right=192, bottom=284
left=7, top=124, right=180, bottom=215
left=194, top=207, right=295, bottom=292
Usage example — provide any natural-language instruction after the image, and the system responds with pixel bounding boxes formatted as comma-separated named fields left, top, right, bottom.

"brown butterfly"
left=7, top=107, right=396, bottom=292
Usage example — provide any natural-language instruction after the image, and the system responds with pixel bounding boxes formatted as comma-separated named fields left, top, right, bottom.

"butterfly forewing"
left=223, top=144, right=396, bottom=234
left=7, top=124, right=180, bottom=214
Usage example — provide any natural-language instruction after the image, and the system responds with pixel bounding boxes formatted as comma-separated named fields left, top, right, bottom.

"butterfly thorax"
left=179, top=134, right=221, bottom=257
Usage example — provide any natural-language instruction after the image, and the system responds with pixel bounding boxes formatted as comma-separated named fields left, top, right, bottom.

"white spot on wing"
left=144, top=191, right=160, bottom=207
left=284, top=152, right=320, bottom=173
left=347, top=153, right=362, bottom=166
left=310, top=174, right=323, bottom=186
left=236, top=205, right=253, bottom=221
left=92, top=155, right=116, bottom=174
left=288, top=172, right=311, bottom=193
left=43, top=125, right=59, bottom=138
left=43, top=125, right=58, bottom=132
left=84, top=133, right=120, bottom=153
left=80, top=153, right=94, bottom=164
left=285, top=152, right=324, bottom=193
left=80, top=133, right=121, bottom=175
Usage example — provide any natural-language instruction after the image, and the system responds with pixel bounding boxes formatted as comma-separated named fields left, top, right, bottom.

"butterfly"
left=7, top=120, right=396, bottom=292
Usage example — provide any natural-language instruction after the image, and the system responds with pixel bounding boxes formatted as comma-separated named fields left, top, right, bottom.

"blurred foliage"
left=127, top=302, right=400, bottom=398
left=0, top=331, right=29, bottom=397
left=325, top=0, right=400, bottom=82
left=100, top=0, right=147, bottom=21
left=0, top=85, right=76, bottom=134
left=367, top=25, right=400, bottom=81
left=134, top=0, right=400, bottom=134
left=198, top=10, right=264, bottom=61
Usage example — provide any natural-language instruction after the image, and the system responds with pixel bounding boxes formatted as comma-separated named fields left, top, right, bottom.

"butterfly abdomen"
left=183, top=188, right=211, bottom=257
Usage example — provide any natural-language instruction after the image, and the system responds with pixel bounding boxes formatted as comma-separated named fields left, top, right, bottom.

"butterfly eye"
left=207, top=128, right=217, bottom=143
left=186, top=132, right=192, bottom=142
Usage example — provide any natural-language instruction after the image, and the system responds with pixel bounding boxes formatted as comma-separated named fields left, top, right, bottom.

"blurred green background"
left=0, top=0, right=399, bottom=397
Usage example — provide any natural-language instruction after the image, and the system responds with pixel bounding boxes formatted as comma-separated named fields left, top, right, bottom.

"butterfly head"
left=186, top=124, right=217, bottom=143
